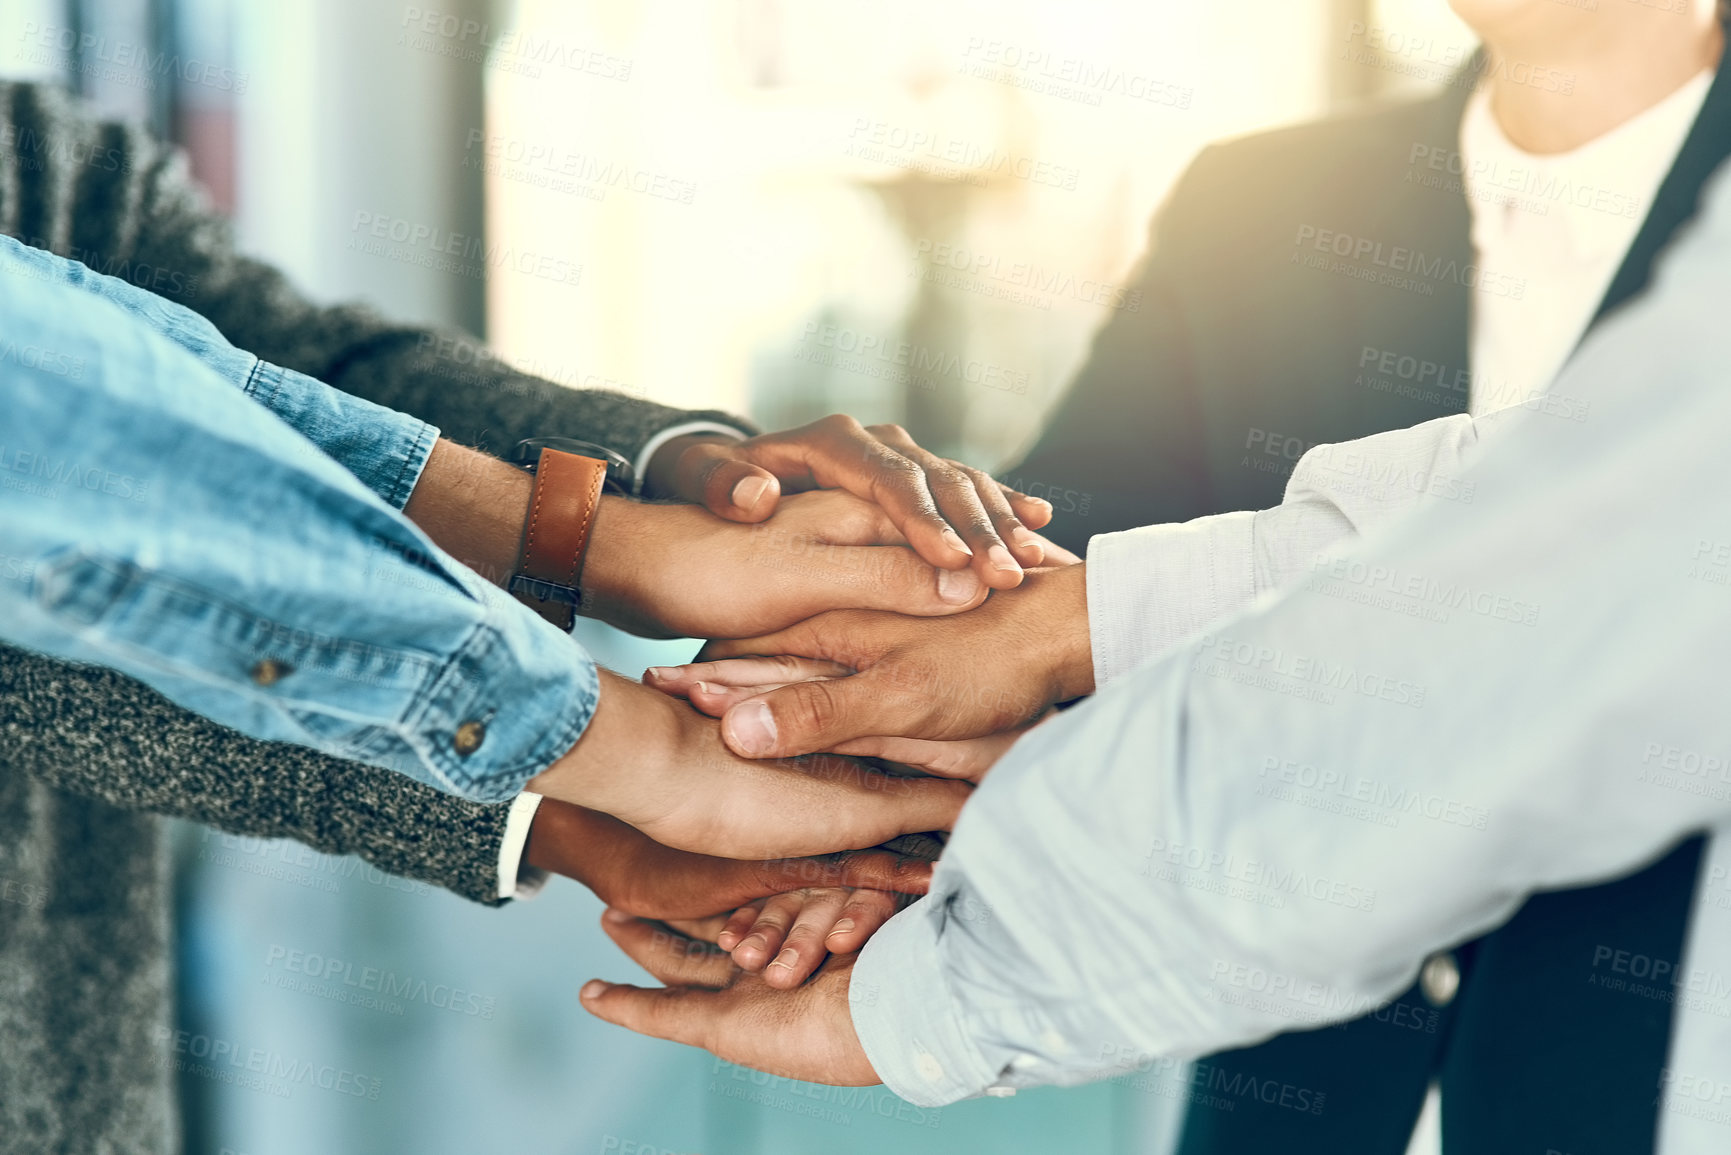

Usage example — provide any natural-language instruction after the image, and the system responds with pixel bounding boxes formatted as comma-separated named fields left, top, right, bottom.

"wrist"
left=1027, top=564, right=1094, bottom=703
left=529, top=671, right=683, bottom=819
left=401, top=439, right=535, bottom=587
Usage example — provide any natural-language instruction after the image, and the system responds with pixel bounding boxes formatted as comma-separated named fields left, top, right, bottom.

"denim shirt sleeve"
left=2, top=235, right=436, bottom=509
left=0, top=234, right=596, bottom=801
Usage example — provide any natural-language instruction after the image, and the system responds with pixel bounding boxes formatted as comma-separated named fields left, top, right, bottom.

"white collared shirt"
left=1462, top=70, right=1711, bottom=416
left=850, top=160, right=1731, bottom=1155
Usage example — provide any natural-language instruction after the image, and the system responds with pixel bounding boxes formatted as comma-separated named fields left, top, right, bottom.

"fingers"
left=599, top=909, right=738, bottom=987
left=823, top=849, right=933, bottom=895
left=830, top=730, right=1023, bottom=784
left=721, top=675, right=930, bottom=758
left=823, top=890, right=901, bottom=955
left=1004, top=486, right=1054, bottom=529
left=674, top=442, right=783, bottom=522
left=580, top=978, right=719, bottom=1049
left=763, top=889, right=852, bottom=988
left=645, top=656, right=853, bottom=715
left=866, top=424, right=1027, bottom=588
left=726, top=890, right=809, bottom=971
left=715, top=902, right=762, bottom=953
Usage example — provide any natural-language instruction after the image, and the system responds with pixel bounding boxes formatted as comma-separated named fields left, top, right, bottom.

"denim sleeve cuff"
left=851, top=899, right=1002, bottom=1108
left=245, top=360, right=440, bottom=510
left=403, top=581, right=599, bottom=803
left=1085, top=511, right=1257, bottom=689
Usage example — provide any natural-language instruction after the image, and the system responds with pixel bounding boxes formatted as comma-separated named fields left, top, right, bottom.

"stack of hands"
left=482, top=416, right=1093, bottom=1086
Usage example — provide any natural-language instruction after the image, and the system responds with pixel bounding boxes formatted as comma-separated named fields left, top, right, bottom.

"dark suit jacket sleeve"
left=1004, top=148, right=1228, bottom=555
left=0, top=81, right=754, bottom=905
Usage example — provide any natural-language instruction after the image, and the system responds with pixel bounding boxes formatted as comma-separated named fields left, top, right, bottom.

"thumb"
left=721, top=675, right=928, bottom=758
left=678, top=442, right=782, bottom=522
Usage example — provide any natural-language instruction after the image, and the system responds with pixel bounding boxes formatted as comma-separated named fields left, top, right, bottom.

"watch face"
left=511, top=437, right=634, bottom=491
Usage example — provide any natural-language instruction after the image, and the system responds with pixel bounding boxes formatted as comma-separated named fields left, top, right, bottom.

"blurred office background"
left=0, top=0, right=1473, bottom=1151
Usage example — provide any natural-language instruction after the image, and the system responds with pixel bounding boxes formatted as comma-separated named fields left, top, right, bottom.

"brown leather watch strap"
left=512, top=448, right=608, bottom=630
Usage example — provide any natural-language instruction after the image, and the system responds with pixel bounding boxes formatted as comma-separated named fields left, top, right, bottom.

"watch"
left=508, top=445, right=614, bottom=630
left=510, top=438, right=634, bottom=494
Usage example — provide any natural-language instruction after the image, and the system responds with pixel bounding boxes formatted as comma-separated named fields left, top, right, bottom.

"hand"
left=715, top=886, right=906, bottom=987
left=525, top=799, right=933, bottom=920
left=645, top=565, right=1095, bottom=759
left=648, top=656, right=1030, bottom=784
left=528, top=671, right=972, bottom=859
left=579, top=489, right=991, bottom=639
left=641, top=415, right=1056, bottom=590
left=582, top=910, right=879, bottom=1087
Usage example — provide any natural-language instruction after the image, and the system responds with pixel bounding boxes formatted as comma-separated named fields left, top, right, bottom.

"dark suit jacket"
left=1011, top=51, right=1731, bottom=1155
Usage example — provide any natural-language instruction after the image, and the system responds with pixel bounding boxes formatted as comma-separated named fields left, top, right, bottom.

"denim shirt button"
left=453, top=720, right=487, bottom=756
left=249, top=659, right=292, bottom=686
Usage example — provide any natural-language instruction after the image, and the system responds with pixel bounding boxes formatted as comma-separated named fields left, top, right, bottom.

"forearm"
left=1085, top=409, right=1497, bottom=689
left=852, top=192, right=1731, bottom=1103
left=2, top=644, right=517, bottom=906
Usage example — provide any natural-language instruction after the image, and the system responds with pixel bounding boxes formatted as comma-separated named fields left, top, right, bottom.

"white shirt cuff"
left=850, top=899, right=1004, bottom=1108
left=496, top=791, right=550, bottom=901
left=1085, top=511, right=1258, bottom=689
left=631, top=421, right=750, bottom=496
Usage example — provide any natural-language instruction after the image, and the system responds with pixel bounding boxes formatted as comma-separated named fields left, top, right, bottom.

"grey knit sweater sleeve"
left=0, top=647, right=513, bottom=906
left=0, top=80, right=754, bottom=905
left=0, top=80, right=756, bottom=459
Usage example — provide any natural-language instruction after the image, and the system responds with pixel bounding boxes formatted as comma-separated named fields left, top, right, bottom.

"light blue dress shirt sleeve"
left=851, top=161, right=1731, bottom=1106
left=0, top=234, right=597, bottom=802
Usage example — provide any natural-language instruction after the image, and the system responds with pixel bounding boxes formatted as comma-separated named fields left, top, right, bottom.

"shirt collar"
left=1461, top=68, right=1712, bottom=263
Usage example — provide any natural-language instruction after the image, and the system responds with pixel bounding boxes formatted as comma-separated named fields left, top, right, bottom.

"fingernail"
left=987, top=545, right=1020, bottom=573
left=1010, top=527, right=1042, bottom=552
left=692, top=681, right=715, bottom=695
left=768, top=948, right=798, bottom=971
left=726, top=699, right=778, bottom=756
left=580, top=980, right=608, bottom=1000
left=603, top=909, right=633, bottom=925
left=741, top=934, right=767, bottom=954
left=717, top=930, right=739, bottom=948
left=829, top=918, right=856, bottom=937
left=937, top=567, right=981, bottom=605
left=1027, top=496, right=1053, bottom=510
left=940, top=529, right=973, bottom=557
left=645, top=667, right=672, bottom=681
left=731, top=475, right=772, bottom=511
